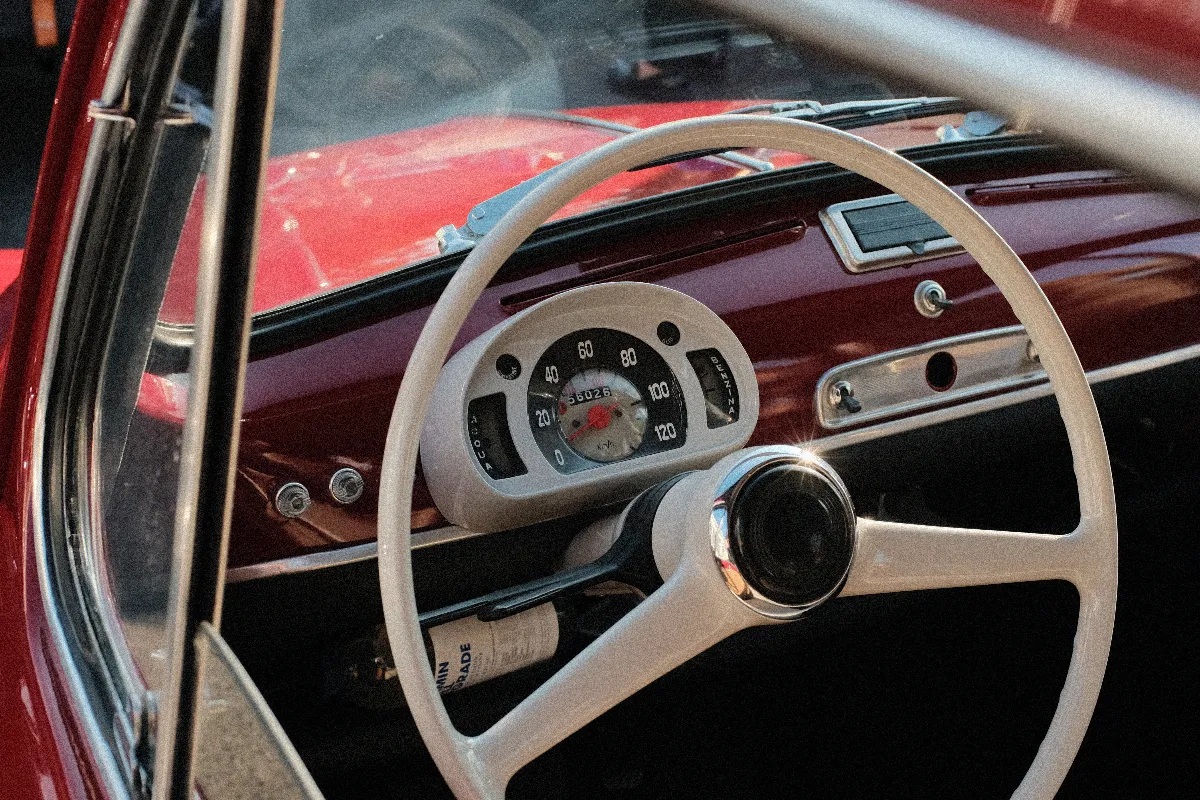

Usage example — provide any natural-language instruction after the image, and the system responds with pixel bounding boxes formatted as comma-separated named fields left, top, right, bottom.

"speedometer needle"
left=568, top=403, right=620, bottom=441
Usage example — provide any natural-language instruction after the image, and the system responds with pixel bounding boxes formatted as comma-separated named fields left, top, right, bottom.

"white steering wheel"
left=378, top=116, right=1118, bottom=799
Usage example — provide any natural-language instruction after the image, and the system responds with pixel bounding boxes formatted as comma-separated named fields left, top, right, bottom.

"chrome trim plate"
left=816, top=325, right=1043, bottom=429
left=225, top=526, right=483, bottom=583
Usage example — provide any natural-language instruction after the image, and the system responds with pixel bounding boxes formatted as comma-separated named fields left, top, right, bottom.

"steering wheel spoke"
left=841, top=517, right=1091, bottom=597
left=470, top=570, right=749, bottom=787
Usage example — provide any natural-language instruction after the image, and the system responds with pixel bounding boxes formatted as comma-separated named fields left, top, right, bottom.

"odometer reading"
left=528, top=328, right=686, bottom=473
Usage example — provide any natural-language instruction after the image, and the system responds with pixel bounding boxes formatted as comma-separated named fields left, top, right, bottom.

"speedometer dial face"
left=557, top=369, right=648, bottom=462
left=528, top=328, right=686, bottom=473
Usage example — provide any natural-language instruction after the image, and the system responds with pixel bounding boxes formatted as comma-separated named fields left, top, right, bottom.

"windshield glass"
left=160, top=0, right=974, bottom=323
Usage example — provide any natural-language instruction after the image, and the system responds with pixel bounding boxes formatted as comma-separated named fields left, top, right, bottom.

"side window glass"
left=93, top=4, right=220, bottom=694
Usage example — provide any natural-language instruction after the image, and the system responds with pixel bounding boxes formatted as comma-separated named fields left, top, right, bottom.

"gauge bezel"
left=528, top=328, right=687, bottom=473
left=419, top=282, right=760, bottom=533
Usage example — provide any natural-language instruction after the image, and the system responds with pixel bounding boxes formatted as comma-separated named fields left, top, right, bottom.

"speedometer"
left=527, top=328, right=687, bottom=473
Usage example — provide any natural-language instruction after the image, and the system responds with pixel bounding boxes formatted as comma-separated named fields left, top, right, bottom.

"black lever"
left=418, top=474, right=688, bottom=629
left=834, top=382, right=862, bottom=414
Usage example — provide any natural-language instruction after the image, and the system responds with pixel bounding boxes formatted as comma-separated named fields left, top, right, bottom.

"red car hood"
left=160, top=101, right=958, bottom=324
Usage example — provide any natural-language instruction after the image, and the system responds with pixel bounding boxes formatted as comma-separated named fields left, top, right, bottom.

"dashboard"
left=223, top=157, right=1200, bottom=575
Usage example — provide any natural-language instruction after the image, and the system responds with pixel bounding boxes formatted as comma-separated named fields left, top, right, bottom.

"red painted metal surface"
left=0, top=249, right=22, bottom=293
left=9, top=0, right=1200, bottom=792
left=227, top=163, right=1200, bottom=567
left=158, top=106, right=959, bottom=324
left=0, top=0, right=129, bottom=796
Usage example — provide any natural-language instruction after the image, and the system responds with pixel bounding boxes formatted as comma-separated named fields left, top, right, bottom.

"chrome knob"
left=330, top=467, right=366, bottom=505
left=914, top=279, right=953, bottom=318
left=275, top=482, right=311, bottom=518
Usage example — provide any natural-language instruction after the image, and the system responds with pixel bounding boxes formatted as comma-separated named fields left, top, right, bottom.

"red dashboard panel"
left=227, top=165, right=1200, bottom=568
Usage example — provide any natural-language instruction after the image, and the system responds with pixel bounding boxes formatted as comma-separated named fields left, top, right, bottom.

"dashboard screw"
left=275, top=482, right=311, bottom=518
left=330, top=468, right=366, bottom=505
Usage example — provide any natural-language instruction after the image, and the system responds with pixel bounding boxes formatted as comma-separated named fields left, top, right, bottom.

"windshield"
left=160, top=0, right=977, bottom=323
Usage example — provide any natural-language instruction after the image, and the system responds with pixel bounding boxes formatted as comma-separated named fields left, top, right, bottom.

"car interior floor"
left=221, top=359, right=1200, bottom=799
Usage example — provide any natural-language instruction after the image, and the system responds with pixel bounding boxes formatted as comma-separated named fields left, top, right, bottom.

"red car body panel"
left=4, top=0, right=1200, bottom=797
left=0, top=0, right=129, bottom=795
left=0, top=249, right=22, bottom=291
left=915, top=0, right=1200, bottom=93
left=160, top=106, right=958, bottom=323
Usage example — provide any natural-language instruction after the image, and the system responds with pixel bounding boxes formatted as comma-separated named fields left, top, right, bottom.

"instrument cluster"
left=419, top=283, right=758, bottom=532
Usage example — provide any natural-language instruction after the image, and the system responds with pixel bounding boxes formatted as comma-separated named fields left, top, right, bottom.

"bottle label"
left=426, top=603, right=560, bottom=693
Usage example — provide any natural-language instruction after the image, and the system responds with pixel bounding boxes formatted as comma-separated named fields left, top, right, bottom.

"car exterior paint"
left=159, top=106, right=960, bottom=323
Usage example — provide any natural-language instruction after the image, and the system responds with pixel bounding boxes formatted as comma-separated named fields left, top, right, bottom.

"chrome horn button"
left=710, top=450, right=856, bottom=620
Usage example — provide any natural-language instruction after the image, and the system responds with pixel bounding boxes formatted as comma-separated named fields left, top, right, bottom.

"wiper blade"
left=510, top=109, right=775, bottom=174
left=435, top=97, right=965, bottom=254
left=437, top=109, right=775, bottom=254
left=633, top=97, right=966, bottom=171
left=723, top=95, right=962, bottom=121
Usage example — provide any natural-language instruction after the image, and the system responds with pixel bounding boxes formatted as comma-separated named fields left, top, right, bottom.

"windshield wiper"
left=435, top=96, right=967, bottom=255
left=723, top=95, right=961, bottom=120
left=435, top=109, right=774, bottom=254
left=635, top=97, right=967, bottom=171
left=511, top=109, right=776, bottom=173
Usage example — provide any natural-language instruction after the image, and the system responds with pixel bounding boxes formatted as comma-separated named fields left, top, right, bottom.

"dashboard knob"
left=275, top=482, right=311, bottom=518
left=831, top=380, right=862, bottom=414
left=915, top=279, right=954, bottom=318
left=330, top=468, right=366, bottom=505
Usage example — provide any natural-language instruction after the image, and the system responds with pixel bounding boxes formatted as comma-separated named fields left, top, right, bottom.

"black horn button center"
left=729, top=464, right=855, bottom=608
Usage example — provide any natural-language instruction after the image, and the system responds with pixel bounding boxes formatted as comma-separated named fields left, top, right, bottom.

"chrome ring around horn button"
left=709, top=450, right=856, bottom=620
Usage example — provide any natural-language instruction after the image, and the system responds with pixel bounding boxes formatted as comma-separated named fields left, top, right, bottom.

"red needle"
left=568, top=402, right=620, bottom=441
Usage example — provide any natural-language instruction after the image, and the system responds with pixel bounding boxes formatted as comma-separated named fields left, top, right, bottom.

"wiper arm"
left=632, top=97, right=966, bottom=171
left=723, top=95, right=962, bottom=122
left=436, top=109, right=774, bottom=254
left=509, top=109, right=775, bottom=174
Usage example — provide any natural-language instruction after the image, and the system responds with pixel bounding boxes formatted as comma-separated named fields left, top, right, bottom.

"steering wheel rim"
left=378, top=116, right=1118, bottom=799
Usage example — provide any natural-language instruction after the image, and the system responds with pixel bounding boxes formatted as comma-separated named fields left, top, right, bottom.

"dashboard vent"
left=820, top=194, right=964, bottom=273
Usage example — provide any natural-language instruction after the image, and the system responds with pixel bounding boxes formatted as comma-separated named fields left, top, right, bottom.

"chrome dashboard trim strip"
left=226, top=342, right=1200, bottom=583
left=224, top=525, right=484, bottom=583
left=815, top=342, right=1200, bottom=453
left=815, top=325, right=1043, bottom=429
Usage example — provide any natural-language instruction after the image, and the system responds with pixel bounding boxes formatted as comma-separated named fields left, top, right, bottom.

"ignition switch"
left=914, top=279, right=954, bottom=318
